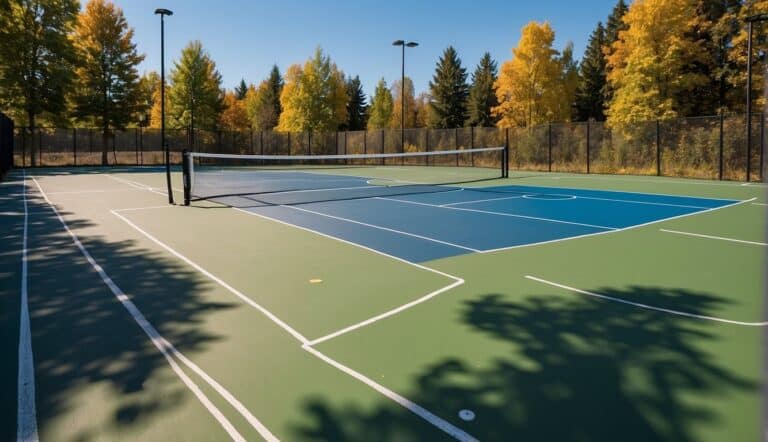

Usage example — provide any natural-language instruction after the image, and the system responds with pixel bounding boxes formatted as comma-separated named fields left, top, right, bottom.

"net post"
left=182, top=149, right=191, bottom=206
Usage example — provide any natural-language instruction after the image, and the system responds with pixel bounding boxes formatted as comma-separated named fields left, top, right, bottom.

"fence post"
left=426, top=128, right=430, bottom=166
left=760, top=113, right=764, bottom=181
left=308, top=131, right=312, bottom=155
left=470, top=126, right=474, bottom=166
left=73, top=128, right=77, bottom=166
left=586, top=121, right=590, bottom=174
left=381, top=129, right=385, bottom=165
left=260, top=131, right=264, bottom=155
left=548, top=122, right=552, bottom=172
left=719, top=113, right=724, bottom=180
left=656, top=120, right=661, bottom=176
left=139, top=126, right=143, bottom=165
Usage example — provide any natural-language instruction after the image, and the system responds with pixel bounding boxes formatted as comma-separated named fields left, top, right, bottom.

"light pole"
left=155, top=8, right=174, bottom=203
left=392, top=40, right=418, bottom=154
left=745, top=13, right=768, bottom=182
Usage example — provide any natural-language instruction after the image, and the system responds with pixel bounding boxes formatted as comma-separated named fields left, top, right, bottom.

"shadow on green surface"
left=291, top=288, right=757, bottom=442
left=0, top=176, right=237, bottom=440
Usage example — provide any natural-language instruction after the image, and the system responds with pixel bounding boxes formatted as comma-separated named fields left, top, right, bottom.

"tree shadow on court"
left=290, top=287, right=758, bottom=442
left=0, top=179, right=238, bottom=440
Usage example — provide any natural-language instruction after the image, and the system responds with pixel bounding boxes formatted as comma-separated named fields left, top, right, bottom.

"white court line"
left=441, top=195, right=523, bottom=206
left=46, top=188, right=142, bottom=195
left=33, top=178, right=276, bottom=442
left=660, top=229, right=768, bottom=246
left=753, top=203, right=768, bottom=206
left=480, top=197, right=756, bottom=254
left=443, top=192, right=710, bottom=210
left=528, top=174, right=768, bottom=189
left=106, top=174, right=183, bottom=196
left=376, top=196, right=617, bottom=231
left=526, top=275, right=768, bottom=327
left=284, top=205, right=482, bottom=252
left=113, top=205, right=476, bottom=441
left=17, top=170, right=39, bottom=442
left=112, top=205, right=176, bottom=213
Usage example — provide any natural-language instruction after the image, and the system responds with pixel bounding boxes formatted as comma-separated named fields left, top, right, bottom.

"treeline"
left=1, top=0, right=767, bottom=166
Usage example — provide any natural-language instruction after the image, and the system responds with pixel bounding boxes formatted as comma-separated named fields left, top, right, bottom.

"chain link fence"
left=9, top=113, right=767, bottom=182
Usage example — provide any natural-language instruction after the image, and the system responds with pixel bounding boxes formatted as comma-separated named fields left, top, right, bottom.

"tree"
left=575, top=22, right=607, bottom=121
left=343, top=75, right=367, bottom=130
left=428, top=46, right=469, bottom=128
left=0, top=0, right=78, bottom=165
left=606, top=0, right=708, bottom=125
left=603, top=0, right=629, bottom=105
left=414, top=93, right=431, bottom=128
left=168, top=41, right=224, bottom=131
left=390, top=76, right=416, bottom=129
left=149, top=82, right=168, bottom=129
left=219, top=91, right=250, bottom=130
left=367, top=78, right=393, bottom=129
left=493, top=21, right=564, bottom=128
left=559, top=42, right=580, bottom=122
left=137, top=71, right=160, bottom=126
left=466, top=52, right=499, bottom=127
left=234, top=78, right=248, bottom=100
left=725, top=0, right=768, bottom=112
left=70, top=0, right=145, bottom=165
left=277, top=47, right=347, bottom=132
left=245, top=65, right=283, bottom=130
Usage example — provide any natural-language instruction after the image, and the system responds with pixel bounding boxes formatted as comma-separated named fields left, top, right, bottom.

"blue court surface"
left=215, top=178, right=740, bottom=263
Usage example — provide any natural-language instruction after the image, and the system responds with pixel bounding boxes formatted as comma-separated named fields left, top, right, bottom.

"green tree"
left=466, top=52, right=498, bottom=127
left=168, top=41, right=224, bottom=131
left=367, top=78, right=393, bottom=129
left=429, top=46, right=469, bottom=128
left=603, top=0, right=629, bottom=105
left=277, top=47, right=347, bottom=132
left=245, top=65, right=283, bottom=130
left=390, top=76, right=416, bottom=129
left=576, top=22, right=607, bottom=121
left=0, top=0, right=78, bottom=165
left=559, top=42, right=580, bottom=121
left=234, top=78, right=248, bottom=100
left=136, top=71, right=160, bottom=126
left=343, top=75, right=367, bottom=130
left=70, top=0, right=145, bottom=165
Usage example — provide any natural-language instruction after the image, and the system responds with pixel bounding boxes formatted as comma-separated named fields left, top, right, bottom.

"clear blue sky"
left=119, top=0, right=619, bottom=98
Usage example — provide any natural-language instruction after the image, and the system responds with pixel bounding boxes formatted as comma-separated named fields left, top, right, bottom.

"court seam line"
left=526, top=275, right=768, bottom=326
left=111, top=205, right=476, bottom=441
left=283, top=205, right=483, bottom=252
left=375, top=196, right=617, bottom=231
left=660, top=228, right=768, bottom=246
left=442, top=193, right=712, bottom=210
left=17, top=169, right=39, bottom=442
left=31, top=178, right=269, bottom=442
left=480, top=197, right=756, bottom=254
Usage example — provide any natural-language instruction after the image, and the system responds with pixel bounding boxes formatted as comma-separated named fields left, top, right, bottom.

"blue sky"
left=120, top=0, right=619, bottom=97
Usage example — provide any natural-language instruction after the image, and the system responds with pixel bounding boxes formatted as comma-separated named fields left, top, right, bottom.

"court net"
left=182, top=146, right=508, bottom=207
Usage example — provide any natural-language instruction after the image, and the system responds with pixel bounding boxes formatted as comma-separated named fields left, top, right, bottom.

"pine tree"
left=70, top=0, right=145, bottom=165
left=576, top=23, right=607, bottom=121
left=559, top=43, right=580, bottom=122
left=466, top=52, right=499, bottom=127
left=603, top=0, right=629, bottom=105
left=343, top=76, right=367, bottom=130
left=234, top=78, right=248, bottom=100
left=428, top=46, right=469, bottom=128
left=277, top=47, right=347, bottom=132
left=245, top=66, right=283, bottom=130
left=0, top=0, right=78, bottom=165
left=367, top=78, right=393, bottom=129
left=168, top=41, right=224, bottom=131
left=390, top=76, right=416, bottom=129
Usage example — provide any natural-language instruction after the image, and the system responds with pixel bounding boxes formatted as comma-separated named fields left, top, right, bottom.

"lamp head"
left=155, top=8, right=173, bottom=16
left=392, top=40, right=405, bottom=46
left=406, top=42, right=419, bottom=47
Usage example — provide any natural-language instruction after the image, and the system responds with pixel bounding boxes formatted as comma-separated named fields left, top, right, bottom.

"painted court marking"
left=17, top=170, right=39, bottom=442
left=660, top=229, right=768, bottom=247
left=526, top=275, right=768, bottom=327
left=32, top=177, right=276, bottom=442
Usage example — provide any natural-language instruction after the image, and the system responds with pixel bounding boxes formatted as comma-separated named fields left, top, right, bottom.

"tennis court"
left=2, top=150, right=766, bottom=441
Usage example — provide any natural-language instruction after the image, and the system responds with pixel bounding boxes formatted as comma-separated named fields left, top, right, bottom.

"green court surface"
left=1, top=167, right=765, bottom=441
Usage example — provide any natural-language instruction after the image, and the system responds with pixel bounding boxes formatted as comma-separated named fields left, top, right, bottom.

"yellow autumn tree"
left=389, top=77, right=417, bottom=129
left=149, top=84, right=168, bottom=129
left=493, top=21, right=565, bottom=128
left=219, top=91, right=250, bottom=130
left=277, top=47, right=347, bottom=132
left=725, top=0, right=768, bottom=112
left=605, top=0, right=708, bottom=126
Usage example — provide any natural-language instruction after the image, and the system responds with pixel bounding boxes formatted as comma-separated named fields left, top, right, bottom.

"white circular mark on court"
left=522, top=194, right=576, bottom=201
left=458, top=409, right=475, bottom=421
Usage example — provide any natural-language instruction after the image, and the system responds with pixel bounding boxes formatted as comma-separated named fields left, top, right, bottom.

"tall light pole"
left=155, top=8, right=174, bottom=204
left=392, top=40, right=418, bottom=154
left=745, top=13, right=768, bottom=182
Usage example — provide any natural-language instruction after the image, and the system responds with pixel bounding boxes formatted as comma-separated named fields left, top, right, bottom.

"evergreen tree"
left=0, top=0, right=78, bottom=165
left=576, top=22, right=607, bottom=121
left=234, top=78, right=248, bottom=100
left=168, top=41, right=224, bottom=131
left=70, top=0, right=145, bottom=165
left=367, top=78, right=393, bottom=129
left=466, top=52, right=499, bottom=127
left=603, top=0, right=629, bottom=105
left=559, top=42, right=580, bottom=121
left=344, top=75, right=367, bottom=130
left=428, top=46, right=469, bottom=128
left=245, top=66, right=283, bottom=130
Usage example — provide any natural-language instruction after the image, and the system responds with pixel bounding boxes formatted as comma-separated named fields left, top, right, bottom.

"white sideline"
left=753, top=202, right=768, bottom=207
left=660, top=228, right=768, bottom=246
left=375, top=196, right=617, bottom=231
left=526, top=275, right=768, bottom=327
left=112, top=205, right=477, bottom=441
left=17, top=170, right=39, bottom=442
left=32, top=178, right=276, bottom=442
